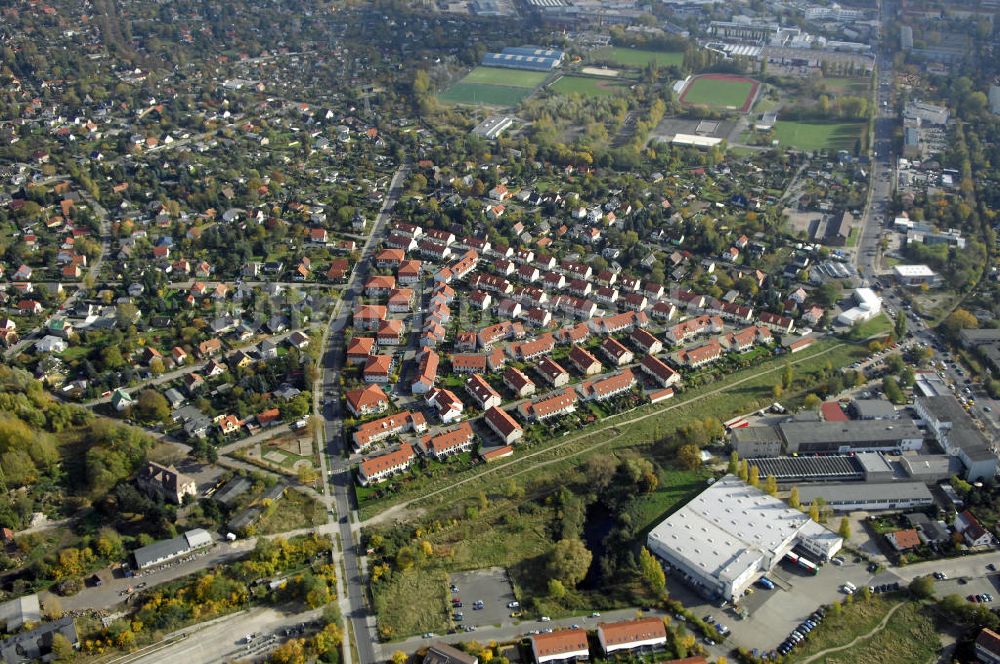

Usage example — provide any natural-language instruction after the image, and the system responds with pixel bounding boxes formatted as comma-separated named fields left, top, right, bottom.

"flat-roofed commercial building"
left=781, top=418, right=923, bottom=453
left=892, top=264, right=939, bottom=285
left=646, top=475, right=841, bottom=602
left=795, top=482, right=934, bottom=512
left=901, top=454, right=963, bottom=481
left=733, top=419, right=923, bottom=457
left=915, top=395, right=998, bottom=482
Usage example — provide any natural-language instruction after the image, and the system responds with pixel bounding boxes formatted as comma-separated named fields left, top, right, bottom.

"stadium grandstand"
left=481, top=46, right=566, bottom=71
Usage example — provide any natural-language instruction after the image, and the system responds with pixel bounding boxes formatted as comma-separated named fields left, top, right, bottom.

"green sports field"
left=589, top=46, right=683, bottom=68
left=437, top=83, right=533, bottom=106
left=550, top=75, right=626, bottom=97
left=772, top=120, right=865, bottom=151
left=681, top=76, right=755, bottom=109
left=437, top=66, right=547, bottom=106
left=459, top=66, right=548, bottom=88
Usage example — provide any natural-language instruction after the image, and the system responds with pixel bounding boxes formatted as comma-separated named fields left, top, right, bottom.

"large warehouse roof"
left=648, top=475, right=816, bottom=583
left=671, top=133, right=724, bottom=147
left=779, top=419, right=922, bottom=446
left=796, top=481, right=933, bottom=505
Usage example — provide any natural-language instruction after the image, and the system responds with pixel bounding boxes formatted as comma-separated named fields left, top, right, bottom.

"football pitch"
left=438, top=66, right=547, bottom=106
left=550, top=75, right=626, bottom=97
left=459, top=66, right=548, bottom=88
left=772, top=121, right=865, bottom=151
left=680, top=74, right=758, bottom=112
left=437, top=83, right=534, bottom=106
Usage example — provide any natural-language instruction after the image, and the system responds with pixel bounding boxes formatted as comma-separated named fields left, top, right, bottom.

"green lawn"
left=437, top=83, right=534, bottom=107
left=460, top=66, right=547, bottom=88
left=550, top=75, right=626, bottom=98
left=590, top=46, right=683, bottom=68
left=681, top=77, right=755, bottom=109
left=630, top=467, right=709, bottom=533
left=773, top=121, right=865, bottom=152
left=845, top=313, right=893, bottom=340
left=59, top=346, right=91, bottom=362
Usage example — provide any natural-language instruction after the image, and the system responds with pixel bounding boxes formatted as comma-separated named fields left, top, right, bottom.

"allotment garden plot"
left=438, top=66, right=548, bottom=107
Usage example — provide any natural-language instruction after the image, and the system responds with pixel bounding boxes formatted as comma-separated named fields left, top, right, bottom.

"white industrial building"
left=836, top=287, right=882, bottom=325
left=892, top=264, right=939, bottom=285
left=646, top=475, right=842, bottom=602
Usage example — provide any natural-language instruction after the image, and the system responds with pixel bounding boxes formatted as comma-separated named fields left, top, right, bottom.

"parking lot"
left=929, top=572, right=1000, bottom=603
left=449, top=568, right=517, bottom=631
left=665, top=553, right=894, bottom=654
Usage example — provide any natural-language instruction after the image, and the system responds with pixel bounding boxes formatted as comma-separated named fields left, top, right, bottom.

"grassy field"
left=253, top=489, right=326, bottom=535
left=358, top=338, right=868, bottom=520
left=460, top=66, right=548, bottom=88
left=773, top=121, right=865, bottom=152
left=817, top=77, right=870, bottom=95
left=590, top=46, right=683, bottom=68
left=793, top=598, right=900, bottom=658
left=437, top=66, right=546, bottom=107
left=630, top=467, right=709, bottom=534
left=792, top=600, right=938, bottom=664
left=437, top=83, right=534, bottom=106
left=681, top=77, right=755, bottom=109
left=550, top=75, right=626, bottom=97
left=373, top=569, right=450, bottom=639
left=846, top=312, right=893, bottom=340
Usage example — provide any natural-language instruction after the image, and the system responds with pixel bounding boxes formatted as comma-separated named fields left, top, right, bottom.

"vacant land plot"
left=253, top=490, right=326, bottom=535
left=793, top=600, right=937, bottom=664
left=817, top=77, right=870, bottom=95
left=590, top=46, right=683, bottom=68
left=773, top=121, right=864, bottom=152
left=460, top=66, right=547, bottom=88
left=680, top=74, right=759, bottom=112
left=551, top=75, right=626, bottom=97
left=792, top=597, right=899, bottom=658
left=373, top=569, right=450, bottom=639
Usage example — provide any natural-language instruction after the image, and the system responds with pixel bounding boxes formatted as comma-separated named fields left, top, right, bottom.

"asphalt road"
left=319, top=163, right=410, bottom=664
left=853, top=34, right=895, bottom=286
